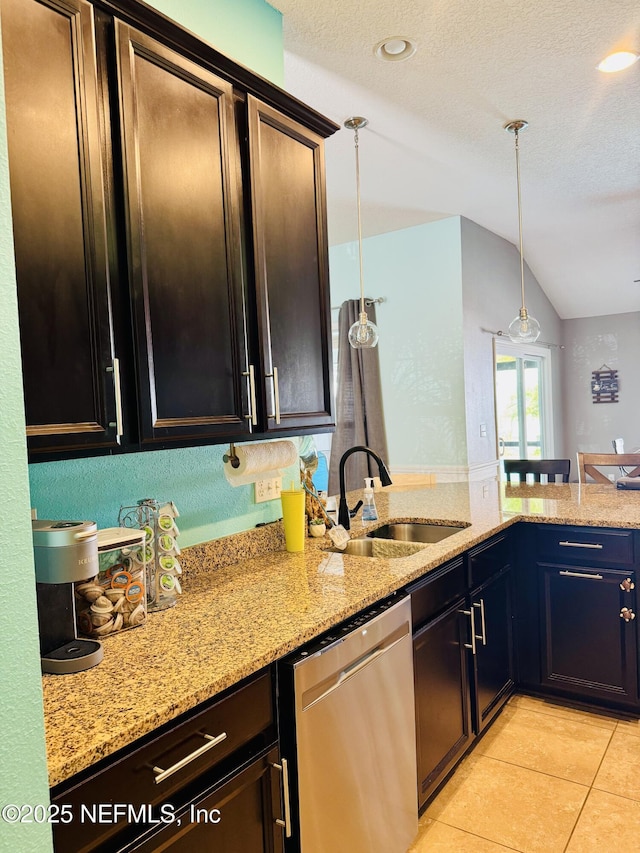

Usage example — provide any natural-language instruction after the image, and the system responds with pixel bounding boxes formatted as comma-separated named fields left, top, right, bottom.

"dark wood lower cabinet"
left=413, top=598, right=473, bottom=809
left=127, top=747, right=284, bottom=853
left=471, top=567, right=515, bottom=733
left=539, top=564, right=638, bottom=708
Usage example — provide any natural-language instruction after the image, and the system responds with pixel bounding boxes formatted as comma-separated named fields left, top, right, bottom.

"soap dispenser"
left=362, top=478, right=378, bottom=521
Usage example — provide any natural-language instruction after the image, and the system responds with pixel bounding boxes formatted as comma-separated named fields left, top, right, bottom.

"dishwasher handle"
left=301, top=622, right=409, bottom=711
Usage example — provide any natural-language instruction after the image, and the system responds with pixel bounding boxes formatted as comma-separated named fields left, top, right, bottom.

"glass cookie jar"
left=75, top=528, right=147, bottom=639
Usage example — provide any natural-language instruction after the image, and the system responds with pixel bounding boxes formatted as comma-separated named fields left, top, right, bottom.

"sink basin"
left=367, top=522, right=465, bottom=544
left=330, top=538, right=377, bottom=557
left=326, top=536, right=431, bottom=558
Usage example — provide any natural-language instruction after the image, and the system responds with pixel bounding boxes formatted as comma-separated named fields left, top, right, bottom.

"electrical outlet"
left=254, top=477, right=282, bottom=503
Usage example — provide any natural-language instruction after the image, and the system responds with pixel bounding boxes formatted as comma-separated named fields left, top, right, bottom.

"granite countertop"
left=42, top=481, right=640, bottom=788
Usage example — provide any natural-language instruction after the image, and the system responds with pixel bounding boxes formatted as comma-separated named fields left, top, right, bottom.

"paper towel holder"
left=223, top=443, right=241, bottom=469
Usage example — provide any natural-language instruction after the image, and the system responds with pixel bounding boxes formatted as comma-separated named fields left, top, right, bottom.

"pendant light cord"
left=354, top=125, right=366, bottom=319
left=514, top=126, right=526, bottom=313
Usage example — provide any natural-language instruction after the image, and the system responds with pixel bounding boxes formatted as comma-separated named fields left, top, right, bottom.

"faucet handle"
left=349, top=500, right=364, bottom=518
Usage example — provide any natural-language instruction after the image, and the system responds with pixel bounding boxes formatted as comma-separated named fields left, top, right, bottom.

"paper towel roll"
left=223, top=440, right=298, bottom=487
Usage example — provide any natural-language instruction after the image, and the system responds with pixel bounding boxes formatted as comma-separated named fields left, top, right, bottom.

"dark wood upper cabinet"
left=115, top=22, right=251, bottom=444
left=4, top=0, right=338, bottom=458
left=2, top=0, right=121, bottom=453
left=247, top=96, right=334, bottom=433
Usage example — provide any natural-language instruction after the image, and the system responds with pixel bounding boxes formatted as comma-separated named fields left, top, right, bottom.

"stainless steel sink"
left=367, top=522, right=466, bottom=543
left=329, top=538, right=377, bottom=557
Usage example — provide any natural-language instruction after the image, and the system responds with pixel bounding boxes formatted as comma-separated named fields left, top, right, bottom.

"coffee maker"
left=33, top=520, right=104, bottom=674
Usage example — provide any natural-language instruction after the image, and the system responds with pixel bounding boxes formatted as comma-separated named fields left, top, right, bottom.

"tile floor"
left=408, top=694, right=640, bottom=852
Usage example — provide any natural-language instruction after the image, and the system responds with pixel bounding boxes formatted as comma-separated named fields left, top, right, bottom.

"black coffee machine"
left=33, top=520, right=104, bottom=674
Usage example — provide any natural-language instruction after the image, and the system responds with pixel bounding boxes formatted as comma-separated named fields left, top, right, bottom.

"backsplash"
left=28, top=442, right=301, bottom=548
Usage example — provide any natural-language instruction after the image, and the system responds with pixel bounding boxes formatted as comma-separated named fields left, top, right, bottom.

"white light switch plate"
left=254, top=478, right=282, bottom=503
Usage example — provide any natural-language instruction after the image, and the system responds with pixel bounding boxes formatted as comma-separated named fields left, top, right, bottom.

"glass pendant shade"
left=344, top=115, right=378, bottom=349
left=508, top=307, right=541, bottom=344
left=348, top=312, right=379, bottom=348
left=504, top=119, right=541, bottom=345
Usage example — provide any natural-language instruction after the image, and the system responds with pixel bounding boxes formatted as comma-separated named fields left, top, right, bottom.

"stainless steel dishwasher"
left=279, top=595, right=417, bottom=853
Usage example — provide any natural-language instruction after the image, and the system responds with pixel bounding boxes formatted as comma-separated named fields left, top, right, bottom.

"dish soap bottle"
left=362, top=478, right=378, bottom=521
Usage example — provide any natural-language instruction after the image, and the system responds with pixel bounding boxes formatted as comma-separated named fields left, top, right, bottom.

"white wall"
left=460, top=217, right=565, bottom=470
left=562, top=312, right=640, bottom=465
left=329, top=218, right=467, bottom=473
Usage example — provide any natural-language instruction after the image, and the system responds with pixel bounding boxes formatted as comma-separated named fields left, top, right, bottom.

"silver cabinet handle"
left=273, top=758, right=292, bottom=837
left=242, top=364, right=258, bottom=426
left=266, top=366, right=280, bottom=423
left=559, top=570, right=604, bottom=580
left=473, top=599, right=487, bottom=645
left=558, top=540, right=603, bottom=550
left=152, top=731, right=227, bottom=784
left=106, top=357, right=123, bottom=440
left=460, top=608, right=476, bottom=655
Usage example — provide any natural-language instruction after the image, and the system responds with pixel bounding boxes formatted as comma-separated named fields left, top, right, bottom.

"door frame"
left=493, top=338, right=555, bottom=460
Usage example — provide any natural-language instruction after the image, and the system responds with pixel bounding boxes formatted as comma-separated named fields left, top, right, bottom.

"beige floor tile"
left=507, top=694, right=618, bottom=731
left=408, top=818, right=519, bottom=852
left=565, top=788, right=640, bottom=853
left=476, top=706, right=612, bottom=785
left=594, top=729, right=640, bottom=801
left=425, top=753, right=588, bottom=853
left=615, top=716, right=640, bottom=736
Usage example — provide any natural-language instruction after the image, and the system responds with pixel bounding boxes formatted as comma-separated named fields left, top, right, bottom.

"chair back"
left=504, top=459, right=570, bottom=483
left=577, top=452, right=640, bottom=484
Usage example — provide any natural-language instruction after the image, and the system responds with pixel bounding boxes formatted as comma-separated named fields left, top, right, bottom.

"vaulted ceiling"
left=273, top=0, right=640, bottom=319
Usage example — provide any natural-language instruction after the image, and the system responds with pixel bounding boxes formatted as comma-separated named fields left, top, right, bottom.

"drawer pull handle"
left=272, top=758, right=292, bottom=837
left=621, top=607, right=636, bottom=622
left=153, top=731, right=227, bottom=784
left=620, top=578, right=635, bottom=592
left=559, top=570, right=603, bottom=580
left=558, top=540, right=603, bottom=550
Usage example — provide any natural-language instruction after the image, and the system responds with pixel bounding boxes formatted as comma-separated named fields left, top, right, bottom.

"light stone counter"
left=42, top=481, right=640, bottom=787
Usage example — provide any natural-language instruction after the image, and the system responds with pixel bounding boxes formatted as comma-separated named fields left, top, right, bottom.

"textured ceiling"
left=272, top=0, right=640, bottom=319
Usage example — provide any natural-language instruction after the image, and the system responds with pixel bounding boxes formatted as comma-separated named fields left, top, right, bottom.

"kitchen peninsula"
left=43, top=480, right=640, bottom=789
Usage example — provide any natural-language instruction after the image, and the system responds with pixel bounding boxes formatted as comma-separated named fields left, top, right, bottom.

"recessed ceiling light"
left=597, top=51, right=639, bottom=73
left=374, top=37, right=417, bottom=62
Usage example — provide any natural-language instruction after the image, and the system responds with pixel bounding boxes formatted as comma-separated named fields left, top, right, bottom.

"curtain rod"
left=331, top=297, right=386, bottom=311
left=482, top=328, right=564, bottom=349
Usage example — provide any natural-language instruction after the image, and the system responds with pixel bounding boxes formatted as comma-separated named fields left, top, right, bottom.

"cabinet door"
left=471, top=567, right=515, bottom=733
left=539, top=564, right=638, bottom=708
left=116, top=23, right=251, bottom=445
left=2, top=0, right=120, bottom=453
left=247, top=96, right=333, bottom=433
left=413, top=599, right=473, bottom=809
left=128, top=747, right=284, bottom=853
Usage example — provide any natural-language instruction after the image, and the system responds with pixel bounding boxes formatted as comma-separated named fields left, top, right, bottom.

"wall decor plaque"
left=591, top=365, right=619, bottom=404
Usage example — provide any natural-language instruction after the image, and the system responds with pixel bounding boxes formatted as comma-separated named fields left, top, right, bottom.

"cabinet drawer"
left=409, top=558, right=466, bottom=630
left=468, top=533, right=512, bottom=589
left=536, top=525, right=634, bottom=566
left=52, top=670, right=275, bottom=852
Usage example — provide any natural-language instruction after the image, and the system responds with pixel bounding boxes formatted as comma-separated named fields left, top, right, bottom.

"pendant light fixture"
left=344, top=116, right=379, bottom=349
left=504, top=119, right=541, bottom=344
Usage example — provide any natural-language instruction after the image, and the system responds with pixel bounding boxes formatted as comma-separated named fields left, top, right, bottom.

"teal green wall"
left=329, top=218, right=468, bottom=470
left=148, top=0, right=283, bottom=84
left=1, top=4, right=283, bottom=850
left=0, top=20, right=52, bottom=853
left=29, top=443, right=300, bottom=548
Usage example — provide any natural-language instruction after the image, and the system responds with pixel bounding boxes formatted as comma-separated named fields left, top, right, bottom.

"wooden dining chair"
left=504, top=459, right=571, bottom=483
left=577, top=452, right=640, bottom=484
